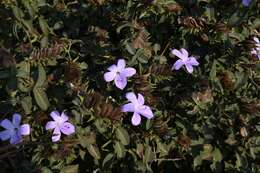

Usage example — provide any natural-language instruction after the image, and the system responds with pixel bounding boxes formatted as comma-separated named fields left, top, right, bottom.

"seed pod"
left=217, top=72, right=235, bottom=91
left=54, top=145, right=72, bottom=158
left=240, top=127, right=248, bottom=137
left=83, top=91, right=123, bottom=121
left=192, top=88, right=213, bottom=105
left=178, top=16, right=205, bottom=30
left=215, top=23, right=230, bottom=33
left=164, top=3, right=182, bottom=13
left=150, top=64, right=173, bottom=76
left=30, top=43, right=63, bottom=60
left=0, top=48, right=16, bottom=68
left=83, top=92, right=103, bottom=109
left=177, top=134, right=191, bottom=151
left=88, top=0, right=106, bottom=5
left=133, top=73, right=151, bottom=95
left=133, top=73, right=157, bottom=106
left=254, top=77, right=260, bottom=86
left=153, top=117, right=170, bottom=139
left=34, top=111, right=49, bottom=125
left=132, top=29, right=150, bottom=49
left=94, top=103, right=123, bottom=121
left=240, top=36, right=259, bottom=50
left=64, top=61, right=81, bottom=83
left=240, top=100, right=260, bottom=113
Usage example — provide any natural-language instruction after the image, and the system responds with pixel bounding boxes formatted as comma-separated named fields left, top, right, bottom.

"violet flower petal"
left=10, top=132, right=22, bottom=144
left=253, top=37, right=259, bottom=44
left=45, top=121, right=56, bottom=130
left=173, top=59, right=184, bottom=70
left=137, top=105, right=153, bottom=119
left=104, top=71, right=116, bottom=82
left=108, top=64, right=117, bottom=72
left=188, top=57, right=199, bottom=66
left=131, top=112, right=141, bottom=126
left=60, top=122, right=75, bottom=135
left=12, top=113, right=21, bottom=128
left=60, top=112, right=69, bottom=123
left=185, top=64, right=194, bottom=73
left=0, top=119, right=14, bottom=130
left=126, top=92, right=138, bottom=105
left=20, top=124, right=30, bottom=135
left=180, top=48, right=189, bottom=58
left=117, top=59, right=126, bottom=71
left=50, top=111, right=62, bottom=123
left=52, top=127, right=61, bottom=142
left=251, top=49, right=257, bottom=55
left=0, top=130, right=11, bottom=140
left=120, top=68, right=136, bottom=77
left=171, top=49, right=185, bottom=59
left=242, top=0, right=251, bottom=6
left=52, top=133, right=61, bottom=142
left=257, top=54, right=260, bottom=60
left=122, top=103, right=135, bottom=112
left=137, top=94, right=145, bottom=105
left=115, top=75, right=127, bottom=90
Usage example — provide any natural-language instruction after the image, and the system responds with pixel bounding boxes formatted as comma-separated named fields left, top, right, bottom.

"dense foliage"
left=0, top=0, right=260, bottom=172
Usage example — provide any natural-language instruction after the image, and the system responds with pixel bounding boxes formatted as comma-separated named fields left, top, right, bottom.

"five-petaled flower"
left=0, top=113, right=30, bottom=144
left=122, top=92, right=154, bottom=126
left=45, top=111, right=75, bottom=142
left=171, top=48, right=199, bottom=74
left=251, top=37, right=260, bottom=60
left=104, top=59, right=136, bottom=90
left=242, top=0, right=251, bottom=6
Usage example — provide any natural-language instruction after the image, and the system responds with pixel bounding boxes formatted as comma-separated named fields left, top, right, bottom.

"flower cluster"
left=0, top=114, right=30, bottom=144
left=1, top=35, right=257, bottom=143
left=251, top=37, right=260, bottom=60
left=45, top=111, right=75, bottom=142
left=104, top=59, right=154, bottom=126
left=103, top=53, right=199, bottom=126
left=242, top=0, right=251, bottom=6
left=171, top=48, right=199, bottom=73
left=104, top=59, right=136, bottom=90
left=0, top=111, right=75, bottom=144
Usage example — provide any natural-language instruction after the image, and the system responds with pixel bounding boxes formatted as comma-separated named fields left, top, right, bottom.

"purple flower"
left=171, top=48, right=199, bottom=74
left=242, top=0, right=251, bottom=6
left=0, top=113, right=30, bottom=144
left=251, top=37, right=260, bottom=60
left=45, top=111, right=75, bottom=142
left=122, top=92, right=154, bottom=126
left=104, top=59, right=136, bottom=90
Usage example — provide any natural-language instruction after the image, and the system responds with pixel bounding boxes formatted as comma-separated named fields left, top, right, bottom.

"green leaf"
left=102, top=153, right=114, bottom=167
left=61, top=165, right=79, bottom=173
left=87, top=144, right=101, bottom=160
left=143, top=146, right=155, bottom=163
left=11, top=6, right=24, bottom=20
left=35, top=64, right=46, bottom=87
left=116, top=126, right=130, bottom=146
left=39, top=16, right=49, bottom=35
left=20, top=96, right=32, bottom=114
left=33, top=87, right=50, bottom=110
left=124, top=41, right=136, bottom=55
left=41, top=167, right=52, bottom=173
left=114, top=141, right=126, bottom=159
left=256, top=125, right=260, bottom=132
left=228, top=12, right=240, bottom=26
left=193, top=155, right=202, bottom=168
left=213, top=148, right=222, bottom=162
left=209, top=60, right=217, bottom=81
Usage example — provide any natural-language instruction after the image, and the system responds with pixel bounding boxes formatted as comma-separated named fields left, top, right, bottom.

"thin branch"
left=151, top=157, right=184, bottom=162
